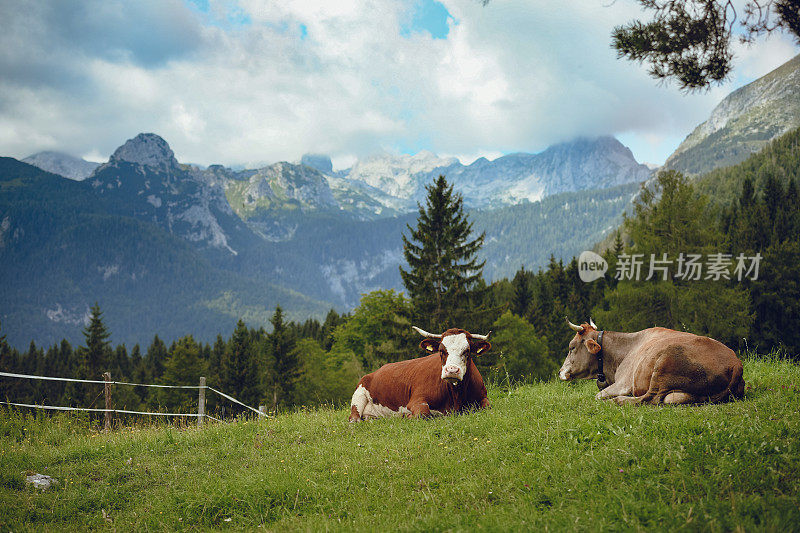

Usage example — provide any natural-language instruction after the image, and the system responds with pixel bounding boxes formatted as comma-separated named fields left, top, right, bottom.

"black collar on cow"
left=596, top=330, right=608, bottom=390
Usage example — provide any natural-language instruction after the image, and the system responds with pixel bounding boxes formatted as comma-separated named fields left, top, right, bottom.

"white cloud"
left=0, top=0, right=796, bottom=167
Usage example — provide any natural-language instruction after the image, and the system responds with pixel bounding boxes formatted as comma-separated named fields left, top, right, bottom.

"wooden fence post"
left=198, top=376, right=206, bottom=427
left=259, top=405, right=265, bottom=417
left=103, top=372, right=112, bottom=431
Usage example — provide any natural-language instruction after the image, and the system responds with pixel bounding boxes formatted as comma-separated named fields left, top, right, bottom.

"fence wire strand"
left=0, top=371, right=262, bottom=421
left=0, top=401, right=220, bottom=421
left=207, top=386, right=270, bottom=417
left=0, top=371, right=201, bottom=389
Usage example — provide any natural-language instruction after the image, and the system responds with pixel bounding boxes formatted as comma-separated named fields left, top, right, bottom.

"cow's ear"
left=420, top=339, right=439, bottom=352
left=585, top=339, right=601, bottom=355
left=472, top=340, right=491, bottom=356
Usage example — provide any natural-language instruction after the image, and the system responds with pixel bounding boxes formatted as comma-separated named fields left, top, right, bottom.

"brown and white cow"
left=559, top=318, right=745, bottom=405
left=348, top=326, right=491, bottom=421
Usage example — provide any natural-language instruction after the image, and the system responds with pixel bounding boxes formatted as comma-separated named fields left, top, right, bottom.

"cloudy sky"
left=0, top=0, right=796, bottom=168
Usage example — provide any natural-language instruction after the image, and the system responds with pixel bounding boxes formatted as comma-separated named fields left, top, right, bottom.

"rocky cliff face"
left=22, top=151, right=99, bottom=180
left=108, top=133, right=179, bottom=171
left=665, top=54, right=800, bottom=175
left=90, top=134, right=253, bottom=255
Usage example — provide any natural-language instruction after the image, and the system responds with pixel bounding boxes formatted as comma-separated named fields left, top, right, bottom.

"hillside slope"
left=1, top=358, right=798, bottom=531
left=665, top=54, right=800, bottom=175
left=695, top=126, right=800, bottom=206
left=0, top=157, right=330, bottom=348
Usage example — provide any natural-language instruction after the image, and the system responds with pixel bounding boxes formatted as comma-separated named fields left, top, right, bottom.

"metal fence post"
left=198, top=376, right=206, bottom=427
left=103, top=372, right=112, bottom=431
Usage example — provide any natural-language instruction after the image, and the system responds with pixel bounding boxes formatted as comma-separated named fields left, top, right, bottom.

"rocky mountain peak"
left=109, top=133, right=178, bottom=169
left=664, top=54, right=800, bottom=174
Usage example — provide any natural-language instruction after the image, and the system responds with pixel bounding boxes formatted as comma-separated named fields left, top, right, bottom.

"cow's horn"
left=472, top=331, right=492, bottom=341
left=565, top=317, right=583, bottom=332
left=412, top=326, right=442, bottom=339
left=589, top=318, right=598, bottom=330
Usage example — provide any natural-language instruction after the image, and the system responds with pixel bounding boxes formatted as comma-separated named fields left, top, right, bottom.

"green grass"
left=2, top=356, right=800, bottom=531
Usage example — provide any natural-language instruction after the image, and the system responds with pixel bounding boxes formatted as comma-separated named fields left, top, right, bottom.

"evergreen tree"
left=750, top=241, right=800, bottom=357
left=144, top=335, right=168, bottom=382
left=268, top=307, right=299, bottom=409
left=161, top=336, right=208, bottom=410
left=611, top=0, right=800, bottom=90
left=321, top=309, right=343, bottom=351
left=221, top=319, right=260, bottom=411
left=612, top=230, right=624, bottom=257
left=763, top=173, right=785, bottom=242
left=129, top=344, right=148, bottom=403
left=210, top=334, right=226, bottom=382
left=511, top=266, right=533, bottom=318
left=111, top=344, right=130, bottom=380
left=400, top=175, right=486, bottom=331
left=76, top=304, right=112, bottom=406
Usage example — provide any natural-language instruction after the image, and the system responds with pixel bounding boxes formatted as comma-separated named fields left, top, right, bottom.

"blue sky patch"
left=402, top=0, right=452, bottom=39
left=186, top=0, right=251, bottom=28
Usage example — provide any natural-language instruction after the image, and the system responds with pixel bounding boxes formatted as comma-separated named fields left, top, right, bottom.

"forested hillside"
left=695, top=126, right=800, bottom=205
left=473, top=182, right=639, bottom=280
left=0, top=157, right=331, bottom=348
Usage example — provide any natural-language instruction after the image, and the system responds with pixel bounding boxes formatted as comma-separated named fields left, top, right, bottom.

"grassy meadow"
left=1, top=355, right=799, bottom=532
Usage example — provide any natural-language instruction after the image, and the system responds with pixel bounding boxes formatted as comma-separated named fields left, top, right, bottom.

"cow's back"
left=358, top=354, right=442, bottom=411
left=633, top=328, right=744, bottom=400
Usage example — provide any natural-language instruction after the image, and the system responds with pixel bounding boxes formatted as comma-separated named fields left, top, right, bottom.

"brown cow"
left=348, top=326, right=491, bottom=421
left=559, top=318, right=745, bottom=405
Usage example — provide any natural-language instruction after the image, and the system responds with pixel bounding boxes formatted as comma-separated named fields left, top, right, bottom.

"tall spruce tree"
left=77, top=303, right=112, bottom=406
left=221, top=319, right=260, bottom=411
left=400, top=175, right=486, bottom=331
left=268, top=306, right=299, bottom=409
left=161, top=336, right=208, bottom=410
left=511, top=266, right=533, bottom=318
left=144, top=335, right=168, bottom=383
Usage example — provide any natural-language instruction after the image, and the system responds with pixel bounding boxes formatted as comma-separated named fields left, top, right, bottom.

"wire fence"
left=0, top=370, right=267, bottom=427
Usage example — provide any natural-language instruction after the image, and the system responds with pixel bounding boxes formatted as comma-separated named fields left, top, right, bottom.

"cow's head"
left=413, top=326, right=491, bottom=384
left=558, top=317, right=602, bottom=381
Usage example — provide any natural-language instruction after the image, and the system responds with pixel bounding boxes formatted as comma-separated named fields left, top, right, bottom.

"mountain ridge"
left=665, top=54, right=800, bottom=175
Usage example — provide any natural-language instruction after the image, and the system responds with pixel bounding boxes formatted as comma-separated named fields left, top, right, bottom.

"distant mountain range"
left=26, top=134, right=650, bottom=219
left=665, top=53, right=800, bottom=175
left=2, top=133, right=648, bottom=348
left=7, top=53, right=798, bottom=348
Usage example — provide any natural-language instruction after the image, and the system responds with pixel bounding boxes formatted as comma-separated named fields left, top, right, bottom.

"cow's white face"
left=440, top=333, right=470, bottom=384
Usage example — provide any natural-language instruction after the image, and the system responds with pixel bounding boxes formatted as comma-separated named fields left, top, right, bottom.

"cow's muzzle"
left=442, top=365, right=462, bottom=384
